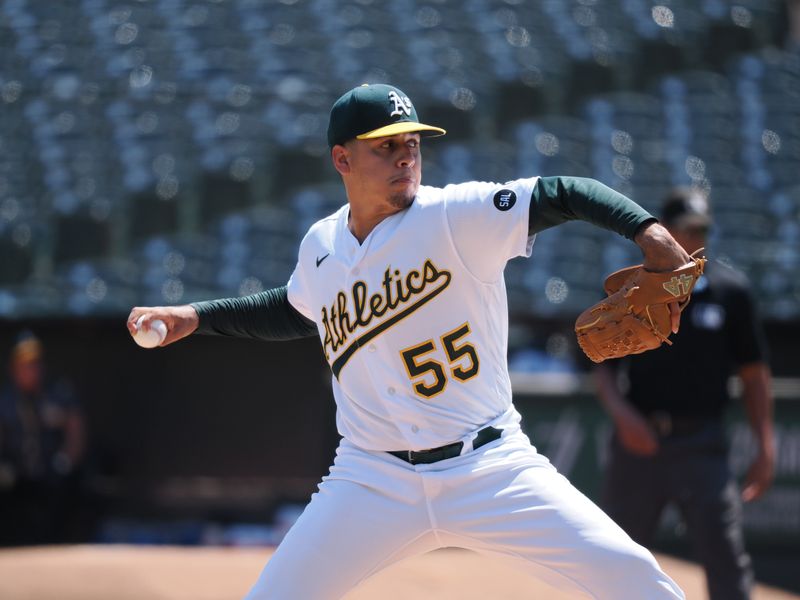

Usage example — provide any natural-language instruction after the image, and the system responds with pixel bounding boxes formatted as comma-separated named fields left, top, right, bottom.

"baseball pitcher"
left=128, top=84, right=693, bottom=599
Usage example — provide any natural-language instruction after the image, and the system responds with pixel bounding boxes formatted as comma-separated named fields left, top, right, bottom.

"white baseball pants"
left=244, top=426, right=684, bottom=599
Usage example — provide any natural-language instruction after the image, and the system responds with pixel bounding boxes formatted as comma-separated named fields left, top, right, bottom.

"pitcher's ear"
left=332, top=145, right=350, bottom=174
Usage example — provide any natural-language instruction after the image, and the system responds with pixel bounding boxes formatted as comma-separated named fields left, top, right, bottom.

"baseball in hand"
left=133, top=315, right=167, bottom=349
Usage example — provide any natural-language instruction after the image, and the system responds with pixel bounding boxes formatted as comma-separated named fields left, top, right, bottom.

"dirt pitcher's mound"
left=0, top=545, right=796, bottom=600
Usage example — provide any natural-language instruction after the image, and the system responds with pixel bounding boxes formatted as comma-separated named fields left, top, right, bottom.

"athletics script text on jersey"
left=321, top=259, right=451, bottom=376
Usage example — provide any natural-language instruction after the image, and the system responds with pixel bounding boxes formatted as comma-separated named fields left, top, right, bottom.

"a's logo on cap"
left=493, top=189, right=516, bottom=211
left=388, top=90, right=413, bottom=118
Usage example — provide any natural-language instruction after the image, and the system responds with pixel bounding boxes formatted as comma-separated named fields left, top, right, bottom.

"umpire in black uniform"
left=594, top=188, right=775, bottom=600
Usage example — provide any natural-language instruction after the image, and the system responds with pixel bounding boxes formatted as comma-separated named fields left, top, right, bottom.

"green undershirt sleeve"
left=529, top=176, right=656, bottom=239
left=191, top=286, right=318, bottom=341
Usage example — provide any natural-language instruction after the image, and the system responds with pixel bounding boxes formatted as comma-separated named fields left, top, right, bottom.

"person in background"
left=594, top=188, right=775, bottom=600
left=0, top=332, right=87, bottom=545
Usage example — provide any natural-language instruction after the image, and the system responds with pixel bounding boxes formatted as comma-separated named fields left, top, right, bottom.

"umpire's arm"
left=740, top=361, right=775, bottom=502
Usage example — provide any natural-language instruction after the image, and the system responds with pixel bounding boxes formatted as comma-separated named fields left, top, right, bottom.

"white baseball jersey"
left=250, top=176, right=685, bottom=600
left=286, top=177, right=537, bottom=451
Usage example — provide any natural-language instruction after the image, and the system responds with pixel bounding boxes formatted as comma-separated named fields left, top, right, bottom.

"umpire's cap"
left=660, top=187, right=712, bottom=231
left=327, top=84, right=446, bottom=147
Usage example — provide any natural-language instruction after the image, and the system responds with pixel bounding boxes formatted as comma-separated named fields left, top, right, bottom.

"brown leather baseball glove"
left=575, top=251, right=706, bottom=363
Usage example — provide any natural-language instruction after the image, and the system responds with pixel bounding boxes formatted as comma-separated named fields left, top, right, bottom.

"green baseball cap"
left=327, top=84, right=446, bottom=147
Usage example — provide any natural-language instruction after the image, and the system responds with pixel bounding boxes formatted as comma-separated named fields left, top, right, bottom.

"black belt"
left=388, top=426, right=502, bottom=465
left=646, top=412, right=717, bottom=437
